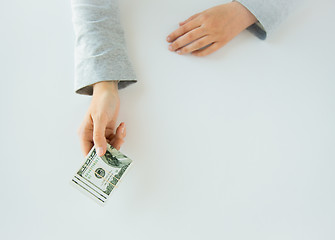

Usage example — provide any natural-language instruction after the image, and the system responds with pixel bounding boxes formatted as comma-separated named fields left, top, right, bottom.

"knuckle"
left=93, top=129, right=105, bottom=141
left=93, top=132, right=104, bottom=140
left=180, top=25, right=186, bottom=32
left=172, top=41, right=180, bottom=49
left=199, top=26, right=207, bottom=34
left=211, top=22, right=220, bottom=30
left=180, top=25, right=189, bottom=33
left=93, top=112, right=108, bottom=122
left=186, top=33, right=193, bottom=41
left=179, top=47, right=186, bottom=54
left=200, top=13, right=209, bottom=21
left=204, top=21, right=214, bottom=30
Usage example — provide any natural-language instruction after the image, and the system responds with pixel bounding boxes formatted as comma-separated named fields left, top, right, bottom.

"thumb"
left=93, top=117, right=108, bottom=156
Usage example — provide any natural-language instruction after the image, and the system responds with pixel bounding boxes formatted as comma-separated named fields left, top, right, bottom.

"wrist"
left=231, top=1, right=257, bottom=27
left=93, top=81, right=118, bottom=96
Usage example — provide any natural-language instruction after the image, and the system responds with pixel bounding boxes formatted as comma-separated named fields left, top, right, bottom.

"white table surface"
left=1, top=0, right=334, bottom=239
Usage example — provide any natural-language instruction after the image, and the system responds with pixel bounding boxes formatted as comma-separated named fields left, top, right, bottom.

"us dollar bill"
left=71, top=144, right=133, bottom=205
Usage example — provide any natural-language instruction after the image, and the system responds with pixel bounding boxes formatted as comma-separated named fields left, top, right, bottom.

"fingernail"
left=177, top=50, right=182, bottom=55
left=167, top=36, right=171, bottom=42
left=121, top=124, right=125, bottom=134
left=96, top=147, right=104, bottom=156
left=168, top=45, right=173, bottom=51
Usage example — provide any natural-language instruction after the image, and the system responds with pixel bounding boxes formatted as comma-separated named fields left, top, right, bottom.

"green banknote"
left=71, top=144, right=133, bottom=205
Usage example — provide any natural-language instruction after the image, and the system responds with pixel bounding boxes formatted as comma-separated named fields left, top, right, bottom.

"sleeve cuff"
left=233, top=0, right=267, bottom=40
left=75, top=79, right=137, bottom=95
left=73, top=42, right=137, bottom=95
left=246, top=21, right=267, bottom=40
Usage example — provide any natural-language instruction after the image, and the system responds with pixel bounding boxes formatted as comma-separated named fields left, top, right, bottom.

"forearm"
left=231, top=1, right=257, bottom=29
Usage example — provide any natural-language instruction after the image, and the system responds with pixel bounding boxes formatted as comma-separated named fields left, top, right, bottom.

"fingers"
left=167, top=4, right=241, bottom=56
left=166, top=20, right=201, bottom=43
left=78, top=128, right=94, bottom=157
left=78, top=118, right=94, bottom=157
left=80, top=138, right=94, bottom=157
left=110, top=122, right=126, bottom=150
left=191, top=42, right=223, bottom=57
left=116, top=122, right=126, bottom=139
left=168, top=27, right=206, bottom=52
left=80, top=119, right=125, bottom=157
left=92, top=115, right=108, bottom=156
left=179, top=13, right=201, bottom=26
left=176, top=36, right=213, bottom=55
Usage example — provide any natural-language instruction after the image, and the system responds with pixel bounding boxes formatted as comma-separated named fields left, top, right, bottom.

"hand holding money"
left=78, top=81, right=126, bottom=157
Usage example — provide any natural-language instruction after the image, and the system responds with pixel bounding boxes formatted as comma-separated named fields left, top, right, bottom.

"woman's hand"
left=78, top=81, right=126, bottom=157
left=166, top=2, right=257, bottom=56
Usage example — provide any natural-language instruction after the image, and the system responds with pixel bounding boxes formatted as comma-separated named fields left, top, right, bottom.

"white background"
left=1, top=0, right=334, bottom=239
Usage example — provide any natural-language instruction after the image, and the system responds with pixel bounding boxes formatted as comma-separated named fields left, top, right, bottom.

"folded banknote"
left=71, top=144, right=133, bottom=205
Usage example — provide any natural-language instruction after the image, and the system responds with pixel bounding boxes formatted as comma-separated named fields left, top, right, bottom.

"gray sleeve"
left=235, top=0, right=301, bottom=40
left=71, top=0, right=137, bottom=95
